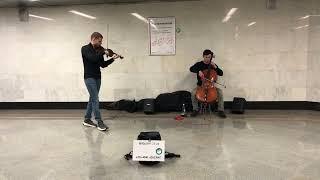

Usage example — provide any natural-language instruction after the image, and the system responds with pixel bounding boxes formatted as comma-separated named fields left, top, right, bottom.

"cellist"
left=189, top=49, right=226, bottom=118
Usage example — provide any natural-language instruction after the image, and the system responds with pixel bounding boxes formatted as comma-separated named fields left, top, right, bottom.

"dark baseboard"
left=0, top=101, right=319, bottom=110
left=310, top=102, right=320, bottom=111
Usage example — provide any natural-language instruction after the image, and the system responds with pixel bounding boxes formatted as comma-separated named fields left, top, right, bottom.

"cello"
left=195, top=63, right=218, bottom=104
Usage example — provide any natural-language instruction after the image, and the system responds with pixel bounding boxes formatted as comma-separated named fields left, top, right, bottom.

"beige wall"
left=307, top=15, right=320, bottom=102
left=0, top=0, right=318, bottom=102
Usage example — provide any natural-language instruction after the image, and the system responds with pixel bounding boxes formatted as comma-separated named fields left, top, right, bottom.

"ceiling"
left=0, top=0, right=199, bottom=8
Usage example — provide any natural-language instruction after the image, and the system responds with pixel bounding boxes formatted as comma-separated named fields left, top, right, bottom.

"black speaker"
left=143, top=99, right=155, bottom=114
left=231, top=97, right=246, bottom=114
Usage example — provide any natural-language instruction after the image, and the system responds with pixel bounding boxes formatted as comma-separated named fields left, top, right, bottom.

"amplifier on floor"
left=231, top=97, right=246, bottom=114
left=143, top=98, right=155, bottom=114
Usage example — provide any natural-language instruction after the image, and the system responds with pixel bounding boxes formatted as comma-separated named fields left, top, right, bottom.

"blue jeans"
left=84, top=78, right=102, bottom=121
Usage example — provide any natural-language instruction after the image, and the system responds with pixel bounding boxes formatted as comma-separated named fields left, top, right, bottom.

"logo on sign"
left=156, top=148, right=163, bottom=155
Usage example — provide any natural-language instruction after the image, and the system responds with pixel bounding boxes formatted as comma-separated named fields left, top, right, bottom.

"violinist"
left=81, top=32, right=121, bottom=131
left=189, top=49, right=226, bottom=118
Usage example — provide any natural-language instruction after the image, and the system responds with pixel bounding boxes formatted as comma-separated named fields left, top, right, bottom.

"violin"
left=105, top=48, right=124, bottom=59
left=95, top=46, right=124, bottom=59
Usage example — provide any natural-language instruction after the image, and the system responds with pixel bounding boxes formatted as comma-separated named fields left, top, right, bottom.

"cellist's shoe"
left=218, top=111, right=227, bottom=118
left=191, top=110, right=199, bottom=117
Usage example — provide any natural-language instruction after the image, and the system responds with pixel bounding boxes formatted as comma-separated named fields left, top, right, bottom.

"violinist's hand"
left=112, top=54, right=120, bottom=59
left=199, top=71, right=205, bottom=78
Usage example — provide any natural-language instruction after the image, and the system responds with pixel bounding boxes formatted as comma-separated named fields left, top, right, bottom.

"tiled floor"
left=1, top=110, right=320, bottom=180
